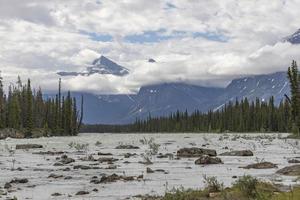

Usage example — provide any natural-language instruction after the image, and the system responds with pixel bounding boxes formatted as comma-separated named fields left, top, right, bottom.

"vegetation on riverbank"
left=0, top=76, right=83, bottom=138
left=140, top=176, right=300, bottom=200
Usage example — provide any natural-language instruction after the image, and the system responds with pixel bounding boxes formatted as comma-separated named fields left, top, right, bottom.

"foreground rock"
left=16, top=144, right=43, bottom=149
left=276, top=165, right=300, bottom=176
left=219, top=150, right=253, bottom=156
left=115, top=145, right=140, bottom=149
left=241, top=162, right=277, bottom=169
left=177, top=148, right=217, bottom=157
left=195, top=155, right=223, bottom=165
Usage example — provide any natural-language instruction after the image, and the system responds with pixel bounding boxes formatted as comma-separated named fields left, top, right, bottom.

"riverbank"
left=1, top=133, right=299, bottom=199
left=139, top=176, right=300, bottom=200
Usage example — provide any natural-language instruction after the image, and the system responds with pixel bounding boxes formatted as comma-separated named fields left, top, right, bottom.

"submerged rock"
left=4, top=182, right=12, bottom=189
left=98, top=157, right=118, bottom=163
left=241, top=162, right=277, bottom=169
left=219, top=150, right=253, bottom=156
left=10, top=178, right=28, bottom=184
left=99, top=173, right=136, bottom=184
left=146, top=167, right=154, bottom=173
left=33, top=151, right=65, bottom=155
left=98, top=152, right=113, bottom=156
left=60, top=155, right=75, bottom=164
left=51, top=193, right=62, bottom=196
left=115, top=145, right=140, bottom=149
left=16, top=144, right=43, bottom=149
left=76, top=191, right=89, bottom=195
left=195, top=155, right=223, bottom=165
left=177, top=147, right=217, bottom=157
left=48, top=174, right=63, bottom=179
left=73, top=165, right=92, bottom=170
left=276, top=165, right=300, bottom=176
left=124, top=153, right=137, bottom=158
left=288, top=159, right=300, bottom=164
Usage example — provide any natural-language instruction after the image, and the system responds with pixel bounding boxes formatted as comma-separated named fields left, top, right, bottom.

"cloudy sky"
left=0, top=0, right=300, bottom=94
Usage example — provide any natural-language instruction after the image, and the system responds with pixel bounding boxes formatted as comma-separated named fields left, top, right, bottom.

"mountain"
left=285, top=29, right=300, bottom=44
left=57, top=56, right=129, bottom=76
left=121, top=83, right=224, bottom=122
left=213, top=72, right=289, bottom=111
left=71, top=71, right=289, bottom=124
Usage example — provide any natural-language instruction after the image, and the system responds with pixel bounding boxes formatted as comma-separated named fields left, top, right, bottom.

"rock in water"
left=115, top=145, right=139, bottom=149
left=16, top=144, right=43, bottom=149
left=195, top=155, right=223, bottom=165
left=177, top=147, right=217, bottom=157
left=276, top=165, right=300, bottom=176
left=241, top=162, right=277, bottom=169
left=76, top=191, right=89, bottom=195
left=219, top=150, right=253, bottom=156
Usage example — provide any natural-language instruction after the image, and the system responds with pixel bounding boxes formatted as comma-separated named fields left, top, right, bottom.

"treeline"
left=81, top=96, right=291, bottom=133
left=0, top=76, right=83, bottom=137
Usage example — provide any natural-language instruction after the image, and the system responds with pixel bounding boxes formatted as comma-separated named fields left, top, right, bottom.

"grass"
left=141, top=176, right=299, bottom=200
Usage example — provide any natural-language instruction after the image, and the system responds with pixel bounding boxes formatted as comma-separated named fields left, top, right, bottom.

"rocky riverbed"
left=0, top=133, right=299, bottom=200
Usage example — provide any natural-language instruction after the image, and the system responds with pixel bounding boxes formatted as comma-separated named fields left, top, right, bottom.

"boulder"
left=10, top=178, right=28, bottom=184
left=146, top=167, right=154, bottom=173
left=51, top=193, right=62, bottom=196
left=60, top=155, right=75, bottom=165
left=99, top=173, right=136, bottom=184
left=73, top=165, right=91, bottom=170
left=177, top=147, right=217, bottom=157
left=48, top=174, right=63, bottom=179
left=124, top=153, right=137, bottom=158
left=241, top=162, right=277, bottom=169
left=4, top=182, right=12, bottom=189
left=219, top=150, right=253, bottom=156
left=16, top=144, right=43, bottom=150
left=98, top=152, right=113, bottom=156
left=76, top=191, right=89, bottom=195
left=195, top=155, right=223, bottom=165
left=288, top=159, right=300, bottom=164
left=276, top=165, right=300, bottom=176
left=98, top=157, right=118, bottom=163
left=115, top=145, right=139, bottom=149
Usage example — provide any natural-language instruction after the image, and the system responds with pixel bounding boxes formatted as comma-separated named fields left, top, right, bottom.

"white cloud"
left=0, top=0, right=300, bottom=94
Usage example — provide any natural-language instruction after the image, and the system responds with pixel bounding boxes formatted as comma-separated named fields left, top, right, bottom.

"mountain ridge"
left=66, top=71, right=290, bottom=124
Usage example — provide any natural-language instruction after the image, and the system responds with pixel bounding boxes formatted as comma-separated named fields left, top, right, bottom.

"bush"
left=203, top=175, right=223, bottom=193
left=234, top=175, right=258, bottom=198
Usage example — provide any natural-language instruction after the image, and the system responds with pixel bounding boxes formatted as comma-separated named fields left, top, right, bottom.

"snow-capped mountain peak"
left=285, top=28, right=300, bottom=44
left=57, top=55, right=129, bottom=77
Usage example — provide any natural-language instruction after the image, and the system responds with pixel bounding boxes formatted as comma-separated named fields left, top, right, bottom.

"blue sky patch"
left=80, top=30, right=113, bottom=42
left=193, top=32, right=229, bottom=42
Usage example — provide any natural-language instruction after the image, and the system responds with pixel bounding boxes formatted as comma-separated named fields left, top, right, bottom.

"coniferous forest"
left=0, top=75, right=83, bottom=138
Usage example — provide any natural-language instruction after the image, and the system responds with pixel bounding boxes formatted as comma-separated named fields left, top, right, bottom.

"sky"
left=0, top=0, right=300, bottom=94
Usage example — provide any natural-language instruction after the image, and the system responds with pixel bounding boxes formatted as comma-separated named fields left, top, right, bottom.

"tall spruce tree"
left=287, top=60, right=300, bottom=136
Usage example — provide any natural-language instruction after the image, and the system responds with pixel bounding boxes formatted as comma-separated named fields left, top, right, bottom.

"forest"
left=81, top=61, right=300, bottom=135
left=0, top=76, right=83, bottom=137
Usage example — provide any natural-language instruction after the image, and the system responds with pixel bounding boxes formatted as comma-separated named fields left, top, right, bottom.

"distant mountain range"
left=68, top=71, right=289, bottom=124
left=54, top=29, right=300, bottom=124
